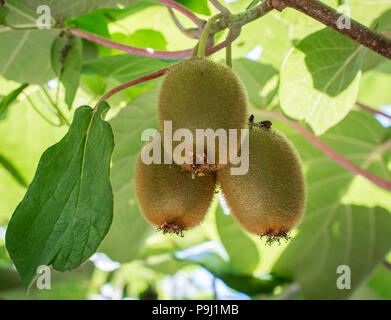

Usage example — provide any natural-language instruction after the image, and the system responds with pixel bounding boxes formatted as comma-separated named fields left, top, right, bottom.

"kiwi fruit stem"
left=226, top=34, right=232, bottom=68
left=197, top=14, right=222, bottom=58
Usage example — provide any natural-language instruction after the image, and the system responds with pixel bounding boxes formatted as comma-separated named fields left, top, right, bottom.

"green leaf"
left=18, top=0, right=149, bottom=19
left=0, top=83, right=28, bottom=118
left=361, top=8, right=391, bottom=72
left=51, top=34, right=83, bottom=109
left=99, top=88, right=160, bottom=262
left=233, top=58, right=278, bottom=109
left=65, top=10, right=111, bottom=57
left=175, top=0, right=211, bottom=16
left=279, top=28, right=365, bottom=135
left=367, top=264, right=391, bottom=299
left=358, top=60, right=391, bottom=107
left=82, top=54, right=174, bottom=83
left=0, top=1, right=59, bottom=84
left=128, top=29, right=167, bottom=51
left=0, top=153, right=27, bottom=188
left=0, top=6, right=10, bottom=25
left=229, top=13, right=292, bottom=69
left=5, top=102, right=114, bottom=287
left=0, top=29, right=59, bottom=84
left=215, top=205, right=260, bottom=274
left=272, top=111, right=391, bottom=299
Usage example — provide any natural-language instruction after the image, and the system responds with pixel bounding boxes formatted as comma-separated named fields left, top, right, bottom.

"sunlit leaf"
left=279, top=28, right=365, bottom=135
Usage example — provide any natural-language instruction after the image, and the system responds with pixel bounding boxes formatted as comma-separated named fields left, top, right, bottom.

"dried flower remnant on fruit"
left=188, top=152, right=217, bottom=179
left=259, top=120, right=272, bottom=130
left=248, top=114, right=255, bottom=129
left=157, top=222, right=187, bottom=237
left=260, top=229, right=291, bottom=246
left=248, top=114, right=272, bottom=130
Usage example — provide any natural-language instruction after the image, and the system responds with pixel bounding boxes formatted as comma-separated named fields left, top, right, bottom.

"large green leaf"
left=6, top=102, right=114, bottom=287
left=272, top=111, right=391, bottom=299
left=279, top=28, right=365, bottom=135
left=215, top=204, right=260, bottom=274
left=99, top=88, right=160, bottom=262
left=0, top=1, right=59, bottom=84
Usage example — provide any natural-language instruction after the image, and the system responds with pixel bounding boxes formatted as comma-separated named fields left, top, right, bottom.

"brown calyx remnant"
left=157, top=222, right=187, bottom=237
left=259, top=229, right=291, bottom=245
left=188, top=152, right=217, bottom=179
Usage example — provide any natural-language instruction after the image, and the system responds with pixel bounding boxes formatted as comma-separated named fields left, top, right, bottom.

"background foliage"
left=0, top=0, right=391, bottom=300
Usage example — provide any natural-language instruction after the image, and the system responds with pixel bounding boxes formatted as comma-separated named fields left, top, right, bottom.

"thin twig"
left=357, top=102, right=391, bottom=121
left=253, top=109, right=391, bottom=192
left=210, top=0, right=274, bottom=34
left=25, top=94, right=61, bottom=127
left=198, top=14, right=222, bottom=58
left=157, top=0, right=205, bottom=27
left=97, top=68, right=169, bottom=107
left=271, top=0, right=391, bottom=60
left=70, top=27, right=239, bottom=59
left=167, top=7, right=201, bottom=39
left=40, top=86, right=70, bottom=126
left=206, top=26, right=241, bottom=56
left=209, top=0, right=230, bottom=15
left=69, top=28, right=193, bottom=59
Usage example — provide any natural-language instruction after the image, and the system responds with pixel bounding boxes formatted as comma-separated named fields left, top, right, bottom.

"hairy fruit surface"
left=134, top=150, right=216, bottom=235
left=217, top=126, right=306, bottom=242
left=158, top=57, right=248, bottom=174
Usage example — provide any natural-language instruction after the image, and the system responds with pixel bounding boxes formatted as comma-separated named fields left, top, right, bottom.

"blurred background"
left=1, top=0, right=391, bottom=299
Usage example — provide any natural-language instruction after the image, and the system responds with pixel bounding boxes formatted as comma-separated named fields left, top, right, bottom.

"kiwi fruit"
left=217, top=125, right=306, bottom=243
left=134, top=148, right=216, bottom=236
left=158, top=57, right=248, bottom=176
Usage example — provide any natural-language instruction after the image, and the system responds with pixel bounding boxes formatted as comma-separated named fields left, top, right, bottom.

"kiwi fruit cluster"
left=134, top=57, right=306, bottom=242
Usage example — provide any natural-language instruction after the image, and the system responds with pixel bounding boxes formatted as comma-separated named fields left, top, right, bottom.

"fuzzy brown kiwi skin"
left=134, top=151, right=216, bottom=235
left=158, top=57, right=248, bottom=173
left=217, top=127, right=306, bottom=240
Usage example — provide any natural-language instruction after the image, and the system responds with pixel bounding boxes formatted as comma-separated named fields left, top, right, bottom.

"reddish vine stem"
left=70, top=26, right=239, bottom=59
left=254, top=110, right=391, bottom=192
left=271, top=0, right=391, bottom=60
left=384, top=261, right=391, bottom=271
left=96, top=68, right=169, bottom=107
left=209, top=0, right=230, bottom=15
left=157, top=0, right=205, bottom=27
left=357, top=102, right=391, bottom=121
left=69, top=28, right=193, bottom=59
